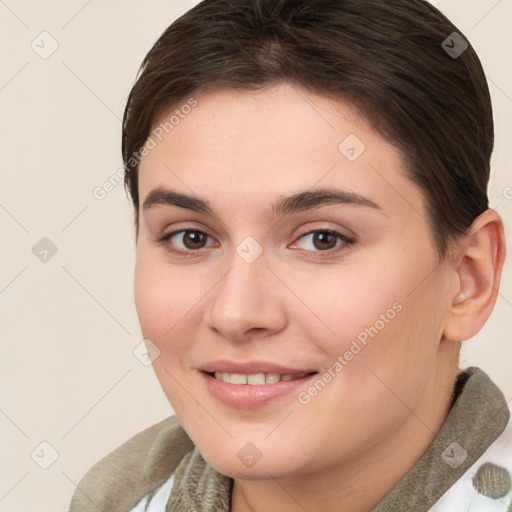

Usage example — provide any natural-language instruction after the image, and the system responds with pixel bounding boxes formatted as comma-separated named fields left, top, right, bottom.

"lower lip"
left=200, top=371, right=317, bottom=408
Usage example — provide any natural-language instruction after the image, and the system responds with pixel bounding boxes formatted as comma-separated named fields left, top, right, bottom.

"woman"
left=70, top=0, right=510, bottom=510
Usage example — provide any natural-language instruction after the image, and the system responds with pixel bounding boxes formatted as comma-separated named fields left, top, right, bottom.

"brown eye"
left=181, top=231, right=208, bottom=250
left=158, top=229, right=216, bottom=256
left=311, top=231, right=338, bottom=251
left=292, top=229, right=355, bottom=256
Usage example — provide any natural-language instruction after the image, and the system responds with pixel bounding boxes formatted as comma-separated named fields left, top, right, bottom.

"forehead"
left=137, top=83, right=426, bottom=222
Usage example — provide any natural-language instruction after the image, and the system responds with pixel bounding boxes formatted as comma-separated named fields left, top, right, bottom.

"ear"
left=443, top=209, right=506, bottom=342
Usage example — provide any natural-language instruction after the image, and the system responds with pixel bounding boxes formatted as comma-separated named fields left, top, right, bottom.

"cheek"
left=288, top=263, right=404, bottom=355
left=133, top=251, right=202, bottom=411
left=289, top=254, right=443, bottom=391
left=134, top=250, right=199, bottom=353
left=134, top=255, right=166, bottom=337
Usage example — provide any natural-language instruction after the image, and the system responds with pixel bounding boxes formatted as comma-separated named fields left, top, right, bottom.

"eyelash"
left=156, top=228, right=355, bottom=259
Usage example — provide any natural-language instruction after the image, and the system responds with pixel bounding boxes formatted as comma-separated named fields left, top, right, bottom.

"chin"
left=198, top=443, right=304, bottom=481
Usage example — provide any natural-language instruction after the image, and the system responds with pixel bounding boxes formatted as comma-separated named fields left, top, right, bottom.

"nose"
left=205, top=249, right=287, bottom=343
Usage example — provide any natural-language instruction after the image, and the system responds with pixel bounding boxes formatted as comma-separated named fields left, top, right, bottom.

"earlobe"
left=443, top=209, right=506, bottom=342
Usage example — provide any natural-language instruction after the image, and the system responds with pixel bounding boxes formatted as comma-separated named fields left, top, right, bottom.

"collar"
left=167, top=367, right=509, bottom=512
left=372, top=367, right=510, bottom=511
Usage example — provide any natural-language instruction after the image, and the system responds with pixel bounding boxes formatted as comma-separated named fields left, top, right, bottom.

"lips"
left=200, top=371, right=317, bottom=408
left=197, top=359, right=318, bottom=408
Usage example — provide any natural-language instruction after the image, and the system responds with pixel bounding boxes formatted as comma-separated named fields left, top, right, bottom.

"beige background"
left=0, top=1, right=511, bottom=510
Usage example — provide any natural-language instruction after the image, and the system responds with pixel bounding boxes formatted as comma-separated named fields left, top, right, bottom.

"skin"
left=134, top=82, right=505, bottom=512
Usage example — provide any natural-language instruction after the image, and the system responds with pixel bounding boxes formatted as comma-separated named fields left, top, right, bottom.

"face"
left=134, top=82, right=457, bottom=480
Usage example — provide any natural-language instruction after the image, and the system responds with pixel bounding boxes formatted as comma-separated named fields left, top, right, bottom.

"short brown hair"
left=122, top=0, right=493, bottom=258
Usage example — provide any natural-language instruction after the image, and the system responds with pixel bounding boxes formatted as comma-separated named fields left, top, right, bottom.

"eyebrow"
left=142, top=186, right=382, bottom=217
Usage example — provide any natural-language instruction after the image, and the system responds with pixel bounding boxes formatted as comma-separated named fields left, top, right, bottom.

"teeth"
left=248, top=374, right=265, bottom=385
left=230, top=373, right=247, bottom=385
left=265, top=372, right=280, bottom=384
left=213, top=371, right=308, bottom=385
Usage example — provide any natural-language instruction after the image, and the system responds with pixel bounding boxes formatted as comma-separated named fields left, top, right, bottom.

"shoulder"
left=69, top=415, right=195, bottom=512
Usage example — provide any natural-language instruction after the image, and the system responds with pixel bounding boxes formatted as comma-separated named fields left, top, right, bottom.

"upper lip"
left=198, top=359, right=317, bottom=375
